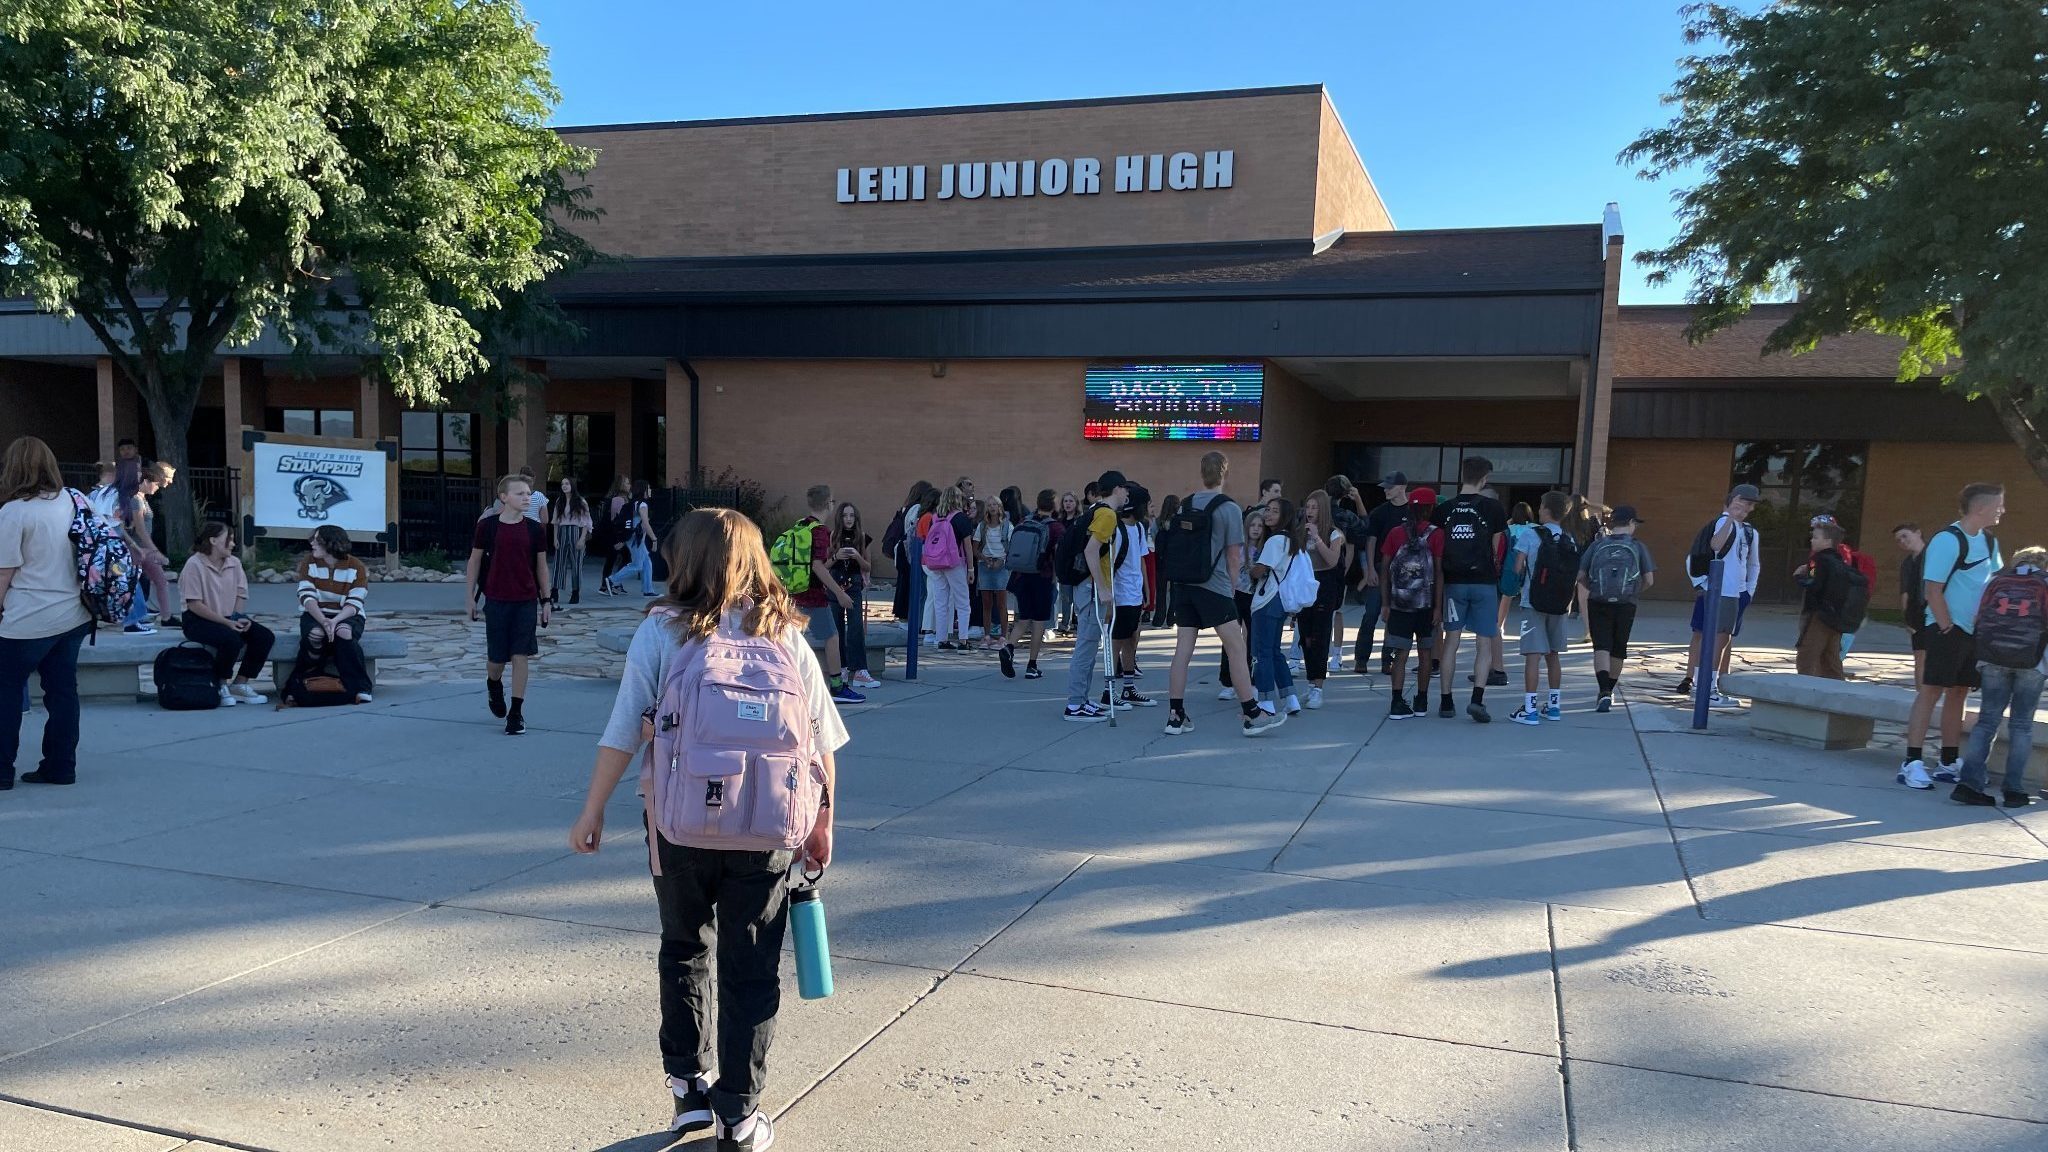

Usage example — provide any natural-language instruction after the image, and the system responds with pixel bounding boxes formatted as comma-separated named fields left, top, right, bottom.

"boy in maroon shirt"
left=466, top=474, right=552, bottom=734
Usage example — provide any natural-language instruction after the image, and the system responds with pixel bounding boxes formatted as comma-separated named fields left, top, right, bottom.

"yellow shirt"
left=1087, top=505, right=1119, bottom=584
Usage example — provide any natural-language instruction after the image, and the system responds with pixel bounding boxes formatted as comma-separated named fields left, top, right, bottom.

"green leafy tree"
left=0, top=0, right=595, bottom=551
left=1625, top=1, right=2048, bottom=483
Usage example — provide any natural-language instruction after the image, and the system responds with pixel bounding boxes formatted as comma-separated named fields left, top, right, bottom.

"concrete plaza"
left=2, top=608, right=2045, bottom=1151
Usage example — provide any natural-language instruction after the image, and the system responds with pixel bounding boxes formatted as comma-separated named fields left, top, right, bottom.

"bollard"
left=1691, top=557, right=1726, bottom=730
left=905, top=536, right=924, bottom=681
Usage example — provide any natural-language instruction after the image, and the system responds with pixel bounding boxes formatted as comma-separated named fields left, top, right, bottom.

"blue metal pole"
left=905, top=536, right=924, bottom=681
left=1691, top=557, right=1726, bottom=730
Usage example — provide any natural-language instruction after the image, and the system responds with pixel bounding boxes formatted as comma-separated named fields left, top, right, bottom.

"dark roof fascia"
left=1614, top=375, right=1934, bottom=389
left=555, top=84, right=1326, bottom=135
left=552, top=284, right=1603, bottom=308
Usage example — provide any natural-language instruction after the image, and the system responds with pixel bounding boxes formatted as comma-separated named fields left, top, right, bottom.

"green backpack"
left=770, top=519, right=816, bottom=595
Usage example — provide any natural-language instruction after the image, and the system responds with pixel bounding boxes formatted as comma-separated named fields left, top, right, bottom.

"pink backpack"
left=921, top=515, right=964, bottom=570
left=640, top=610, right=826, bottom=874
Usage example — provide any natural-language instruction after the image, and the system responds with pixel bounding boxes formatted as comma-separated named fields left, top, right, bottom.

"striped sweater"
left=296, top=556, right=371, bottom=617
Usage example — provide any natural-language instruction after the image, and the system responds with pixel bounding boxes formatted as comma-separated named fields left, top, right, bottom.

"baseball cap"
left=1095, top=470, right=1129, bottom=495
left=1408, top=486, right=1438, bottom=507
left=1609, top=505, right=1644, bottom=526
left=1729, top=483, right=1762, bottom=503
left=1380, top=471, right=1409, bottom=488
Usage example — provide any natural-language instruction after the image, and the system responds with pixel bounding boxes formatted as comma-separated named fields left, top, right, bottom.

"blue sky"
left=524, top=0, right=1708, bottom=302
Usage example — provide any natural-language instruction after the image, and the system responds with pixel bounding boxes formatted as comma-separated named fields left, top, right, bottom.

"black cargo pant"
left=652, top=833, right=793, bottom=1124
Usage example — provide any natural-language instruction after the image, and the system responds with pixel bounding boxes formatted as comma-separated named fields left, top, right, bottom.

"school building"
left=0, top=83, right=2038, bottom=603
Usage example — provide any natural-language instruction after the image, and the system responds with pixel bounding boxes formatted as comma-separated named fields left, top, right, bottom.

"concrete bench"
left=1720, top=671, right=2048, bottom=780
left=597, top=621, right=911, bottom=676
left=48, top=628, right=409, bottom=701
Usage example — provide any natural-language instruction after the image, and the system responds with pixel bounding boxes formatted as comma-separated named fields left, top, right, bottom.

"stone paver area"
left=3, top=605, right=2045, bottom=1151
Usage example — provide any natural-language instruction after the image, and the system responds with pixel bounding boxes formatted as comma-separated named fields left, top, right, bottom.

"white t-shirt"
left=0, top=491, right=94, bottom=640
left=526, top=490, right=549, bottom=524
left=1251, top=536, right=1293, bottom=612
left=1695, top=515, right=1761, bottom=597
left=1112, top=523, right=1148, bottom=607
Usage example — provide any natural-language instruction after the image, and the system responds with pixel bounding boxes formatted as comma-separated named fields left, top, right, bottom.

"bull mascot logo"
left=294, top=475, right=352, bottom=521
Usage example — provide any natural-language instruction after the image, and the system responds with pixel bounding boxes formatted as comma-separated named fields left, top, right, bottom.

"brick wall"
left=563, top=91, right=1327, bottom=258
left=1605, top=438, right=1734, bottom=600
left=1259, top=363, right=1334, bottom=501
left=1312, top=95, right=1393, bottom=236
left=1863, top=440, right=2048, bottom=603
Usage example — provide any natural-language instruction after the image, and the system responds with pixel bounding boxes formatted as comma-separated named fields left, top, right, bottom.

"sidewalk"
left=1, top=608, right=2043, bottom=1151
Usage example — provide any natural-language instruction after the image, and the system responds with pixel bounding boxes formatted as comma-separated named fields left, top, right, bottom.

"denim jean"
left=617, top=538, right=655, bottom=595
left=1251, top=598, right=1294, bottom=695
left=833, top=574, right=868, bottom=673
left=1962, top=662, right=2045, bottom=795
left=651, top=833, right=793, bottom=1125
left=1065, top=580, right=1107, bottom=707
left=0, top=620, right=93, bottom=785
left=1055, top=581, right=1076, bottom=632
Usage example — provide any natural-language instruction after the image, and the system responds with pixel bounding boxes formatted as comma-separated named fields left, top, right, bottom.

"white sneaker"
left=1284, top=693, right=1302, bottom=716
left=216, top=685, right=237, bottom=707
left=850, top=671, right=882, bottom=689
left=967, top=627, right=985, bottom=641
left=1217, top=686, right=1237, bottom=701
left=1306, top=686, right=1324, bottom=710
left=228, top=682, right=267, bottom=704
left=714, top=1109, right=774, bottom=1151
left=1897, top=760, right=1933, bottom=790
left=1709, top=691, right=1743, bottom=710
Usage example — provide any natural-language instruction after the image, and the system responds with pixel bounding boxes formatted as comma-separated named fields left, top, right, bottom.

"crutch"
left=1096, top=593, right=1117, bottom=727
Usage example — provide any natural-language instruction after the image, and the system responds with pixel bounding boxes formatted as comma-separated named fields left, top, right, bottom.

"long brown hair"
left=652, top=508, right=801, bottom=641
left=833, top=501, right=865, bottom=553
left=0, top=436, right=65, bottom=505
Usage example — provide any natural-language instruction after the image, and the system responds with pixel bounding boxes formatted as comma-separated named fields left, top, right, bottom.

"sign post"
left=240, top=428, right=400, bottom=552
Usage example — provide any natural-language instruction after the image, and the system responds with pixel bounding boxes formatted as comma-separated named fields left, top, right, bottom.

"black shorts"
left=1011, top=573, right=1054, bottom=624
left=1921, top=625, right=1980, bottom=689
left=1586, top=601, right=1638, bottom=660
left=1172, top=585, right=1238, bottom=631
left=1909, top=622, right=1929, bottom=652
left=1112, top=605, right=1142, bottom=640
left=1385, top=608, right=1436, bottom=649
left=484, top=597, right=540, bottom=664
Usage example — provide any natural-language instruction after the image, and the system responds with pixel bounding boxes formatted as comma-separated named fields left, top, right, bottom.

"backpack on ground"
left=1439, top=501, right=1492, bottom=581
left=920, top=514, right=964, bottom=570
left=1582, top=537, right=1643, bottom=604
left=769, top=519, right=818, bottom=594
left=1388, top=526, right=1437, bottom=613
left=1814, top=550, right=1871, bottom=634
left=642, top=613, right=826, bottom=868
left=283, top=671, right=357, bottom=707
left=1972, top=568, right=2048, bottom=669
left=1277, top=547, right=1318, bottom=613
left=153, top=642, right=220, bottom=710
left=67, top=488, right=139, bottom=631
left=1157, top=493, right=1234, bottom=585
left=1005, top=517, right=1050, bottom=574
left=1053, top=504, right=1106, bottom=586
left=1527, top=529, right=1582, bottom=615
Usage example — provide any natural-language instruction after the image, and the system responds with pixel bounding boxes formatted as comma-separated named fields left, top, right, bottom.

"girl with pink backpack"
left=569, top=507, right=846, bottom=1151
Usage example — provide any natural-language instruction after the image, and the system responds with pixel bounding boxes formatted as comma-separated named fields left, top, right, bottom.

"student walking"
left=1249, top=498, right=1304, bottom=721
left=1951, top=547, right=2048, bottom=808
left=1000, top=489, right=1060, bottom=681
left=1296, top=489, right=1349, bottom=710
left=292, top=525, right=374, bottom=704
left=467, top=475, right=552, bottom=734
left=1794, top=516, right=1866, bottom=681
left=1510, top=492, right=1580, bottom=725
left=1106, top=489, right=1154, bottom=708
left=1379, top=488, right=1443, bottom=717
left=1062, top=472, right=1126, bottom=723
left=1353, top=472, right=1409, bottom=675
left=597, top=475, right=632, bottom=594
left=0, top=436, right=94, bottom=788
left=609, top=482, right=658, bottom=596
left=178, top=522, right=275, bottom=706
left=974, top=500, right=1013, bottom=650
left=1494, top=502, right=1535, bottom=681
left=552, top=478, right=592, bottom=606
left=920, top=486, right=974, bottom=649
left=1433, top=457, right=1509, bottom=722
left=1578, top=506, right=1655, bottom=711
left=775, top=485, right=866, bottom=705
left=829, top=501, right=881, bottom=690
left=114, top=459, right=179, bottom=632
left=1678, top=485, right=1763, bottom=705
left=1149, top=494, right=1181, bottom=628
left=1899, top=483, right=2005, bottom=789
left=569, top=508, right=844, bottom=1152
left=1217, top=507, right=1265, bottom=697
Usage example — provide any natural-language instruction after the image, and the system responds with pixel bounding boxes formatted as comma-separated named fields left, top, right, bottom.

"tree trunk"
left=134, top=367, right=202, bottom=559
left=1986, top=389, right=2048, bottom=495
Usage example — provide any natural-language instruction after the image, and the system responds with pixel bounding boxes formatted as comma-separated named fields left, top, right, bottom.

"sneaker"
left=122, top=622, right=157, bottom=635
left=1217, top=686, right=1237, bottom=701
left=596, top=583, right=612, bottom=598
left=1708, top=692, right=1742, bottom=710
left=1063, top=703, right=1109, bottom=723
left=1243, top=708, right=1286, bottom=737
left=1486, top=669, right=1509, bottom=687
left=1511, top=706, right=1541, bottom=726
left=999, top=644, right=1016, bottom=679
left=937, top=640, right=960, bottom=651
left=1544, top=703, right=1563, bottom=722
left=217, top=685, right=238, bottom=707
left=667, top=1074, right=713, bottom=1135
left=1466, top=701, right=1491, bottom=724
left=506, top=712, right=526, bottom=736
left=1128, top=665, right=1145, bottom=679
left=1950, top=783, right=1997, bottom=807
left=1097, top=691, right=1127, bottom=712
left=850, top=671, right=882, bottom=689
left=487, top=679, right=507, bottom=719
left=1897, top=759, right=1933, bottom=790
left=1163, top=711, right=1194, bottom=736
left=967, top=626, right=985, bottom=641
left=355, top=693, right=374, bottom=705
left=1023, top=665, right=1043, bottom=680
left=1389, top=696, right=1415, bottom=719
left=715, top=1110, right=774, bottom=1152
left=1306, top=686, right=1325, bottom=710
left=2003, top=790, right=2034, bottom=808
left=1411, top=692, right=1428, bottom=715
left=831, top=683, right=867, bottom=705
left=229, top=682, right=267, bottom=704
left=1437, top=697, right=1455, bottom=719
left=1931, top=762, right=1962, bottom=784
left=1284, top=694, right=1302, bottom=717
left=1675, top=676, right=1694, bottom=696
left=1596, top=695, right=1613, bottom=714
left=1118, top=687, right=1158, bottom=708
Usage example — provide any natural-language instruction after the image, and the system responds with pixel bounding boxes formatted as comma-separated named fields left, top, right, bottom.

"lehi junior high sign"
left=835, top=151, right=1235, bottom=203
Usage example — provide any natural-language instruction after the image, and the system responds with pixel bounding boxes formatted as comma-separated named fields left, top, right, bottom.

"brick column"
left=222, top=358, right=246, bottom=445
left=357, top=365, right=381, bottom=441
left=96, top=357, right=117, bottom=462
left=664, top=359, right=692, bottom=487
left=1579, top=234, right=1624, bottom=504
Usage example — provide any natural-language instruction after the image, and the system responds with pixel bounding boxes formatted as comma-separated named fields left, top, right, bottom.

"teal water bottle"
left=790, top=881, right=834, bottom=1000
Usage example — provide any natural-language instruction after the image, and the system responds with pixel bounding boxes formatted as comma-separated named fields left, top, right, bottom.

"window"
left=545, top=413, right=616, bottom=493
left=272, top=408, right=356, bottom=438
left=1731, top=440, right=1868, bottom=602
left=401, top=410, right=475, bottom=475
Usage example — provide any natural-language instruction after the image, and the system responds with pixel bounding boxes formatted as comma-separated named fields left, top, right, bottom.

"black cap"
left=1095, top=470, right=1129, bottom=495
left=1609, top=505, right=1644, bottom=526
left=1381, top=471, right=1408, bottom=488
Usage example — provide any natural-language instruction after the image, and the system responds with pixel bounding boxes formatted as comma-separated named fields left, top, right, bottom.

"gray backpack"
left=1582, top=537, right=1642, bottom=604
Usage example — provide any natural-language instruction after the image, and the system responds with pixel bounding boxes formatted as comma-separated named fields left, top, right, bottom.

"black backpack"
left=153, top=642, right=220, bottom=710
left=1157, top=493, right=1234, bottom=586
left=1686, top=518, right=1739, bottom=583
left=1815, top=551, right=1871, bottom=634
left=1527, top=529, right=1582, bottom=615
left=1054, top=504, right=1106, bottom=586
left=1439, top=500, right=1493, bottom=581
